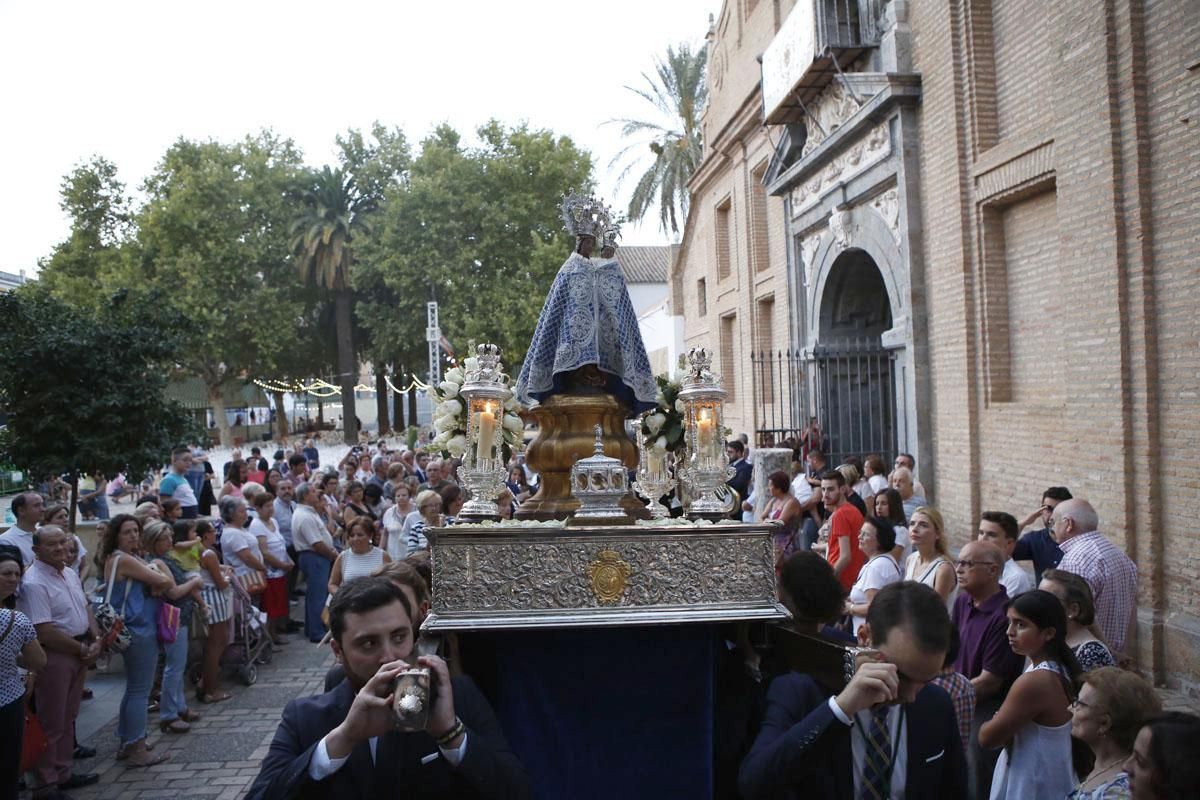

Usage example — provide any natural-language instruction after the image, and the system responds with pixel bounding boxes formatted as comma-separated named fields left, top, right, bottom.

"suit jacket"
left=246, top=676, right=530, bottom=800
left=727, top=459, right=752, bottom=504
left=739, top=672, right=966, bottom=800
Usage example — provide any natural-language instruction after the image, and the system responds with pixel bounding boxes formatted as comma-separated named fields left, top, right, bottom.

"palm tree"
left=290, top=166, right=377, bottom=444
left=608, top=43, right=708, bottom=236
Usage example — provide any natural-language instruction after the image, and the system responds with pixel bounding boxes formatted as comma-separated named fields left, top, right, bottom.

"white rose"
left=655, top=390, right=666, bottom=407
left=655, top=436, right=668, bottom=452
left=645, top=412, right=667, bottom=435
left=446, top=435, right=468, bottom=457
left=440, top=399, right=462, bottom=416
left=502, top=413, right=523, bottom=432
left=445, top=367, right=465, bottom=384
left=438, top=381, right=459, bottom=398
left=503, top=395, right=520, bottom=412
left=464, top=357, right=480, bottom=372
left=674, top=399, right=686, bottom=413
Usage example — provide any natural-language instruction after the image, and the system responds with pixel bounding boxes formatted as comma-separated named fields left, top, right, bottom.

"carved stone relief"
left=829, top=208, right=858, bottom=250
left=801, top=80, right=866, bottom=158
left=869, top=188, right=902, bottom=247
left=790, top=122, right=892, bottom=213
left=799, top=234, right=822, bottom=288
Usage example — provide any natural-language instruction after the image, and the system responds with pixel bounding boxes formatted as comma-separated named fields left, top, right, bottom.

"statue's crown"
left=561, top=190, right=612, bottom=238
left=601, top=223, right=621, bottom=249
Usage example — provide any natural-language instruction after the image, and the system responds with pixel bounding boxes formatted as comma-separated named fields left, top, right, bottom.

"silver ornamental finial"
left=686, top=347, right=717, bottom=383
left=471, top=343, right=503, bottom=382
left=593, top=424, right=604, bottom=455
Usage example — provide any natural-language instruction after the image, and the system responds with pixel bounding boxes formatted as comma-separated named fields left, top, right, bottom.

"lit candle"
left=647, top=447, right=666, bottom=476
left=477, top=403, right=497, bottom=462
left=697, top=408, right=716, bottom=459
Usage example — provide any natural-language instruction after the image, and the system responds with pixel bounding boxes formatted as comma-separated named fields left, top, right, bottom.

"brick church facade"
left=672, top=0, right=1200, bottom=690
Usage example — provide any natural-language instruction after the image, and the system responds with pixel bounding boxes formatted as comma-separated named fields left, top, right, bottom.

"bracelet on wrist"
left=435, top=716, right=465, bottom=747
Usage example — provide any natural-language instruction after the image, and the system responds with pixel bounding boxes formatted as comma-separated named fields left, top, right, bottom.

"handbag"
left=240, top=570, right=267, bottom=594
left=157, top=602, right=181, bottom=644
left=191, top=603, right=209, bottom=640
left=20, top=702, right=47, bottom=773
left=94, top=553, right=132, bottom=653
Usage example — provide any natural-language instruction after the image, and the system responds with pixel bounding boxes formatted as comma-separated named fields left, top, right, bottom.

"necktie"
left=860, top=705, right=893, bottom=799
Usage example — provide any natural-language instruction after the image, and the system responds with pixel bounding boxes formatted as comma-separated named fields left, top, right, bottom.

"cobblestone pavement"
left=53, top=635, right=334, bottom=800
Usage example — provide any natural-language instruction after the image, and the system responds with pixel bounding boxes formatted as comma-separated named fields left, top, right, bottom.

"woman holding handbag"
left=143, top=522, right=203, bottom=734
left=100, top=514, right=173, bottom=766
left=0, top=547, right=47, bottom=800
left=217, top=497, right=268, bottom=590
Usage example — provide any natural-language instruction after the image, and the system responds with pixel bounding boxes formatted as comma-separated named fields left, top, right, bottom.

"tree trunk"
left=335, top=288, right=358, bottom=444
left=209, top=382, right=233, bottom=447
left=273, top=391, right=289, bottom=441
left=375, top=370, right=390, bottom=435
left=393, top=365, right=405, bottom=431
left=317, top=399, right=324, bottom=427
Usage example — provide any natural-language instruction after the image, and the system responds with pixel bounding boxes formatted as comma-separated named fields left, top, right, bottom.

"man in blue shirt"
left=158, top=447, right=199, bottom=519
left=1012, top=486, right=1071, bottom=584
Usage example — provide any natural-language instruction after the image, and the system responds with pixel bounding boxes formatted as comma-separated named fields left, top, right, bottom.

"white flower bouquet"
left=429, top=355, right=527, bottom=461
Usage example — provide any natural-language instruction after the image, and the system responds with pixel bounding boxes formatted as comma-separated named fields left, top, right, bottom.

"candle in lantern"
left=476, top=403, right=497, bottom=462
left=697, top=408, right=716, bottom=459
left=647, top=447, right=666, bottom=476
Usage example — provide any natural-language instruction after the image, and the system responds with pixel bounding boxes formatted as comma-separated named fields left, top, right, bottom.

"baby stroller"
left=224, top=573, right=273, bottom=685
left=188, top=573, right=273, bottom=687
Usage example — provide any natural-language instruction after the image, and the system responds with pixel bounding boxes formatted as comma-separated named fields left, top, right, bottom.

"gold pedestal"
left=515, top=393, right=649, bottom=522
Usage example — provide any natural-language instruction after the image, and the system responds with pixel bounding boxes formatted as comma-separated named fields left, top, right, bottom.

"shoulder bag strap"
left=0, top=609, right=16, bottom=647
left=918, top=557, right=946, bottom=584
left=104, top=552, right=122, bottom=605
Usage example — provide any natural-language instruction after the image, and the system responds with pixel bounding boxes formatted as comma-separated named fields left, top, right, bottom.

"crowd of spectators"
left=0, top=432, right=522, bottom=799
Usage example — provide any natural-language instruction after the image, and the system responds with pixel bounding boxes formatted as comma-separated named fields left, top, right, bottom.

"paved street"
left=59, top=627, right=333, bottom=800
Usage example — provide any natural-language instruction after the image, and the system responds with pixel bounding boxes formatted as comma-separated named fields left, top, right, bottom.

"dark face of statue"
left=576, top=235, right=596, bottom=257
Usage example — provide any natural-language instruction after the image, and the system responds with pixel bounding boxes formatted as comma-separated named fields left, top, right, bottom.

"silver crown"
left=601, top=224, right=621, bottom=249
left=685, top=347, right=716, bottom=382
left=467, top=343, right=504, bottom=383
left=561, top=190, right=612, bottom=239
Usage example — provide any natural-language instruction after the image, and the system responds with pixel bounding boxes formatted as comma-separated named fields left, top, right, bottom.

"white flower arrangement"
left=430, top=356, right=526, bottom=461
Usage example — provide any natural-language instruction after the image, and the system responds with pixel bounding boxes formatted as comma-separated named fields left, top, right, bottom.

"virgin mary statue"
left=515, top=192, right=657, bottom=416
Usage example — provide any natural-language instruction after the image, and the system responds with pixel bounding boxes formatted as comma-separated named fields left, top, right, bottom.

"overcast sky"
left=0, top=0, right=721, bottom=276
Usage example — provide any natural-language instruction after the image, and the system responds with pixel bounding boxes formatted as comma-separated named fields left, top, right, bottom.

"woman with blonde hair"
left=903, top=505, right=957, bottom=610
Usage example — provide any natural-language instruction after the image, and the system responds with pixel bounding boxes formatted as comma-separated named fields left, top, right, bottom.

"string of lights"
left=252, top=376, right=430, bottom=398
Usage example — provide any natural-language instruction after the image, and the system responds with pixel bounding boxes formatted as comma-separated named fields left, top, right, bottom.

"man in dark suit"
left=739, top=581, right=966, bottom=799
left=726, top=440, right=753, bottom=511
left=247, top=577, right=529, bottom=799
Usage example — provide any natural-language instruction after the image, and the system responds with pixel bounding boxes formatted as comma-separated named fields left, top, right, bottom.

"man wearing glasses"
left=951, top=541, right=1023, bottom=800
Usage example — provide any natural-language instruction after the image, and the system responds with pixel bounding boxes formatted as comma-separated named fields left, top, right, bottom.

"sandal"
left=200, top=691, right=232, bottom=704
left=115, top=739, right=156, bottom=761
left=179, top=709, right=201, bottom=723
left=126, top=746, right=170, bottom=768
left=160, top=719, right=191, bottom=734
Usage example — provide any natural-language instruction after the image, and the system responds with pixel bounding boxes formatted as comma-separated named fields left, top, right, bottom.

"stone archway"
left=799, top=202, right=909, bottom=465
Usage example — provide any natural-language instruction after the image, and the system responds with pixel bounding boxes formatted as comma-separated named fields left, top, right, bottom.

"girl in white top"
left=903, top=505, right=958, bottom=612
left=844, top=516, right=904, bottom=635
left=327, top=518, right=391, bottom=599
left=981, top=588, right=1080, bottom=800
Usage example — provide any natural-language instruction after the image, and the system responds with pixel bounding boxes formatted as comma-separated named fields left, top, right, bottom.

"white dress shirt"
left=1000, top=558, right=1034, bottom=599
left=829, top=697, right=909, bottom=798
left=308, top=731, right=467, bottom=779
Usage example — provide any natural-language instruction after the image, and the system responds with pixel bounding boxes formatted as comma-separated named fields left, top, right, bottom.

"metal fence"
left=809, top=337, right=897, bottom=467
left=749, top=349, right=808, bottom=448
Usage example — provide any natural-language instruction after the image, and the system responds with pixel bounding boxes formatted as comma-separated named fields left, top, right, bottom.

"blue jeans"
left=802, top=517, right=821, bottom=550
left=299, top=551, right=331, bottom=642
left=160, top=624, right=189, bottom=722
left=118, top=633, right=159, bottom=746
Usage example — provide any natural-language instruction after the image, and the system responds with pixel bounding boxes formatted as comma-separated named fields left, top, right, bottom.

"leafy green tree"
left=38, top=157, right=139, bottom=309
left=609, top=43, right=707, bottom=235
left=137, top=132, right=307, bottom=446
left=359, top=121, right=593, bottom=383
left=0, top=286, right=198, bottom=529
left=333, top=124, right=411, bottom=434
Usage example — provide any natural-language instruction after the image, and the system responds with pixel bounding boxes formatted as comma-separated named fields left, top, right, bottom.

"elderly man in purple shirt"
left=952, top=540, right=1022, bottom=800
left=17, top=525, right=102, bottom=795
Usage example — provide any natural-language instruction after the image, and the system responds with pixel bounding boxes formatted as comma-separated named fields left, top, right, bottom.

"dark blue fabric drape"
left=472, top=625, right=716, bottom=800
